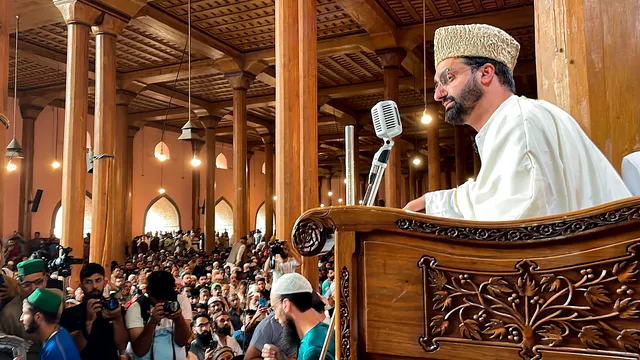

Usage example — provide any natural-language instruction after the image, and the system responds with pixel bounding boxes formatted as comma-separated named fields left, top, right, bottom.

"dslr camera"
left=101, top=292, right=120, bottom=311
left=163, top=301, right=180, bottom=314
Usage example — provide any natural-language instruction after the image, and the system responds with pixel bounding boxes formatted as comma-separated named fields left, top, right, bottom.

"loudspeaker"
left=31, top=189, right=43, bottom=212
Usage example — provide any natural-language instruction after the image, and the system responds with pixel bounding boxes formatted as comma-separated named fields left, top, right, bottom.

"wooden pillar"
left=535, top=0, right=640, bottom=171
left=401, top=174, right=409, bottom=205
left=192, top=143, right=203, bottom=231
left=276, top=0, right=301, bottom=261
left=263, top=135, right=274, bottom=241
left=454, top=126, right=467, bottom=186
left=55, top=1, right=100, bottom=284
left=427, top=103, right=441, bottom=192
left=203, top=117, right=219, bottom=252
left=0, top=0, right=8, bottom=251
left=299, top=0, right=318, bottom=287
left=408, top=161, right=416, bottom=199
left=376, top=48, right=406, bottom=208
left=247, top=151, right=254, bottom=231
left=91, top=15, right=124, bottom=268
left=226, top=71, right=254, bottom=243
left=319, top=176, right=330, bottom=207
left=124, top=127, right=137, bottom=252
left=441, top=170, right=451, bottom=189
left=18, top=106, right=43, bottom=240
left=112, top=92, right=132, bottom=265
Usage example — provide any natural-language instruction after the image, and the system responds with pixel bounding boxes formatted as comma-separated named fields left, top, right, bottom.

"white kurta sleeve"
left=422, top=102, right=553, bottom=221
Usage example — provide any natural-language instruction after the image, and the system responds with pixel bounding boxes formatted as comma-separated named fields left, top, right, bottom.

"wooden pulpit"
left=292, top=198, right=640, bottom=360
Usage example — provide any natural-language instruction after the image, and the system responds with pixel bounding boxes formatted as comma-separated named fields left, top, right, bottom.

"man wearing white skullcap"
left=404, top=24, right=630, bottom=220
left=261, top=273, right=335, bottom=360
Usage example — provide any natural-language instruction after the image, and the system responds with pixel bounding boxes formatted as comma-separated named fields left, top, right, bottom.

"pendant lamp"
left=178, top=0, right=203, bottom=144
left=6, top=16, right=24, bottom=170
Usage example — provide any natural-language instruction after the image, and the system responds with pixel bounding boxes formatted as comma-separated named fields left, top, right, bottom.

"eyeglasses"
left=20, top=276, right=46, bottom=288
left=434, top=67, right=474, bottom=90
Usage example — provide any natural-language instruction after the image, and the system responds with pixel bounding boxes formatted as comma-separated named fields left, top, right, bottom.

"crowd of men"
left=0, top=230, right=336, bottom=360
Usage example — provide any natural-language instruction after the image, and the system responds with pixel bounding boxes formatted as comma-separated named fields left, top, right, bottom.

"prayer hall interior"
left=1, top=0, right=639, bottom=359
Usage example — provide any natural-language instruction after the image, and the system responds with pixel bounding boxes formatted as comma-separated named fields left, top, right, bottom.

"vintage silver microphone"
left=362, top=100, right=403, bottom=206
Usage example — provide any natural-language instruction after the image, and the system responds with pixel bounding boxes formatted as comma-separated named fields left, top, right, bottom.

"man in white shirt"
left=125, top=271, right=193, bottom=360
left=404, top=24, right=630, bottom=220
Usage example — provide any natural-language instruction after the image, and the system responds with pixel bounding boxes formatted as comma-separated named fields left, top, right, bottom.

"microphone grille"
left=371, top=100, right=402, bottom=139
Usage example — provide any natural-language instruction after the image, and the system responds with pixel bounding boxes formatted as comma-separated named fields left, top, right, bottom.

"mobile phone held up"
left=258, top=297, right=268, bottom=308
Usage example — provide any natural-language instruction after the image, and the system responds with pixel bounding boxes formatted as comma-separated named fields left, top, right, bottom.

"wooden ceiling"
left=9, top=0, right=537, bottom=175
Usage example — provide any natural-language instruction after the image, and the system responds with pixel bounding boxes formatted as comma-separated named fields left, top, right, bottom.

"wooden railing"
left=292, top=197, right=640, bottom=360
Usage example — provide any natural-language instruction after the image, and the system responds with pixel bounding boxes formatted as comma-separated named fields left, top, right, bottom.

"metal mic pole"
left=344, top=125, right=356, bottom=206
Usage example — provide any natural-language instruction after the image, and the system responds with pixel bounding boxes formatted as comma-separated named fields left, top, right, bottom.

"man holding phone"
left=188, top=314, right=217, bottom=360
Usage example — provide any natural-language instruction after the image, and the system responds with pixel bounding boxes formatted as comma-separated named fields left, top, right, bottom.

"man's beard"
left=25, top=320, right=39, bottom=334
left=84, top=289, right=103, bottom=301
left=279, top=316, right=301, bottom=356
left=444, top=75, right=484, bottom=125
left=215, top=325, right=231, bottom=337
left=195, top=331, right=213, bottom=346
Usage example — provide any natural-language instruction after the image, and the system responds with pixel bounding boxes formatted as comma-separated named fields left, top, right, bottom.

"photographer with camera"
left=59, top=263, right=128, bottom=360
left=263, top=240, right=299, bottom=285
left=125, top=270, right=192, bottom=360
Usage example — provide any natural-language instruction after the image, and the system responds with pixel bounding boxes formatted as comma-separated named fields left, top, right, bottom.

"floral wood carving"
left=398, top=205, right=640, bottom=241
left=291, top=211, right=336, bottom=256
left=340, top=267, right=351, bottom=360
left=419, top=244, right=640, bottom=359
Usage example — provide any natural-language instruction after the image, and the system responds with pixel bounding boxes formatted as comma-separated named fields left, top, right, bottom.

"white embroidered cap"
left=271, top=273, right=313, bottom=295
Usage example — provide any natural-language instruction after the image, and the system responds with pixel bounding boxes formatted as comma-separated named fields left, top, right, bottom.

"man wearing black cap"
left=20, top=288, right=80, bottom=360
left=59, top=263, right=128, bottom=360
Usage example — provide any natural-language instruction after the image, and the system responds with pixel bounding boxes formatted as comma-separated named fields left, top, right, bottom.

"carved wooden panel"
left=339, top=266, right=351, bottom=360
left=418, top=245, right=640, bottom=359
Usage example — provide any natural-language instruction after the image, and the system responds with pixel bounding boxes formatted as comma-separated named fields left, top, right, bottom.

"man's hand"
left=204, top=348, right=215, bottom=360
left=167, top=307, right=183, bottom=321
left=102, top=306, right=122, bottom=320
left=149, top=303, right=165, bottom=325
left=262, top=344, right=285, bottom=360
left=86, top=299, right=102, bottom=322
left=403, top=198, right=425, bottom=212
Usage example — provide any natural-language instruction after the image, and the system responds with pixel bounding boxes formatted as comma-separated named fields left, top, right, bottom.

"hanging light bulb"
left=358, top=200, right=363, bottom=205
left=158, top=187, right=166, bottom=194
left=6, top=159, right=17, bottom=172
left=412, top=157, right=421, bottom=166
left=190, top=154, right=201, bottom=167
left=154, top=141, right=169, bottom=162
left=273, top=195, right=278, bottom=201
left=338, top=198, right=343, bottom=204
left=51, top=160, right=61, bottom=169
left=327, top=191, right=333, bottom=197
left=343, top=178, right=347, bottom=184
left=421, top=110, right=432, bottom=124
left=320, top=203, right=325, bottom=207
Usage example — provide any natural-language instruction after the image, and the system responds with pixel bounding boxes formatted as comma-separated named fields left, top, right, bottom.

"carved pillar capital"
left=262, top=133, right=275, bottom=145
left=116, top=90, right=135, bottom=106
left=225, top=71, right=255, bottom=90
left=375, top=47, right=407, bottom=69
left=53, top=0, right=101, bottom=26
left=91, top=13, right=126, bottom=36
left=19, top=105, right=43, bottom=121
left=127, top=126, right=139, bottom=138
left=199, top=116, right=221, bottom=129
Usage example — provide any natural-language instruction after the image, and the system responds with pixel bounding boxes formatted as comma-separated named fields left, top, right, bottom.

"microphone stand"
left=362, top=139, right=394, bottom=206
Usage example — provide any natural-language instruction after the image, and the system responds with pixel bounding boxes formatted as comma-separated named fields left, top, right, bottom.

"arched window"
left=215, top=198, right=233, bottom=239
left=216, top=153, right=228, bottom=169
left=144, top=195, right=181, bottom=234
left=255, top=202, right=275, bottom=235
left=53, top=194, right=92, bottom=239
left=261, top=162, right=266, bottom=174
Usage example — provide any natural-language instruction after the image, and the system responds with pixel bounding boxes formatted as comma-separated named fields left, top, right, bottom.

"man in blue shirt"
left=20, top=288, right=81, bottom=360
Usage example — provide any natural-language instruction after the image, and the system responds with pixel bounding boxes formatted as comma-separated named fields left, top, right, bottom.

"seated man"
left=404, top=24, right=630, bottom=220
left=261, top=273, right=335, bottom=360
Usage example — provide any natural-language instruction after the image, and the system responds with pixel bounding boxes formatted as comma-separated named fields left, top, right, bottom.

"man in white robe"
left=404, top=24, right=630, bottom=220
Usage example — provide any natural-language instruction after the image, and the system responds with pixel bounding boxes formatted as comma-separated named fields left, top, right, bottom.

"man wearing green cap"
left=0, top=259, right=61, bottom=360
left=20, top=288, right=81, bottom=360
